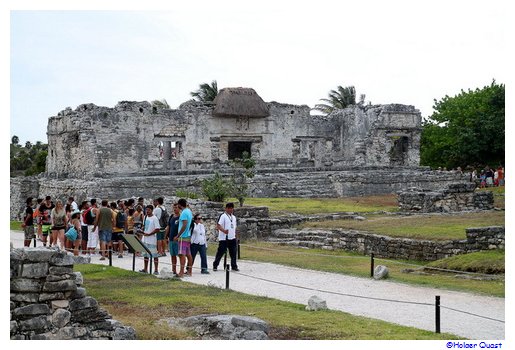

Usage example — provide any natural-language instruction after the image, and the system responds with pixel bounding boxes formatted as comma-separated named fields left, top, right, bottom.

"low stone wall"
left=268, top=226, right=504, bottom=261
left=11, top=166, right=468, bottom=219
left=10, top=246, right=136, bottom=340
left=398, top=183, right=494, bottom=212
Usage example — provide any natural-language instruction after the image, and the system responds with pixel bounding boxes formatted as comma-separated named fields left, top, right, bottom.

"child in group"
left=68, top=212, right=82, bottom=256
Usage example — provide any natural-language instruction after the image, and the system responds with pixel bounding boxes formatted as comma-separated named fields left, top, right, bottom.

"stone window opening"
left=228, top=141, right=252, bottom=160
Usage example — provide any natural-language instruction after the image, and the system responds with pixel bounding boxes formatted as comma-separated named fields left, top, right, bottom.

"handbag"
left=65, top=226, right=78, bottom=241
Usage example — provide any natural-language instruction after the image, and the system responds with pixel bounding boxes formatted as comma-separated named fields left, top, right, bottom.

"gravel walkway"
left=10, top=231, right=505, bottom=339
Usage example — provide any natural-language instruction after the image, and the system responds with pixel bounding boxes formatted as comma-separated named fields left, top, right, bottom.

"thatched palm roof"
left=213, top=87, right=270, bottom=118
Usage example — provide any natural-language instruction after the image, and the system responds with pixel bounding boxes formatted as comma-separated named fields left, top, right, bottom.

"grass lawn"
left=240, top=194, right=399, bottom=215
left=219, top=242, right=505, bottom=297
left=75, top=264, right=458, bottom=340
left=299, top=211, right=505, bottom=241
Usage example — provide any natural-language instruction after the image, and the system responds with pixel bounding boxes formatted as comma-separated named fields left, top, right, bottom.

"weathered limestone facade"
left=10, top=247, right=136, bottom=340
left=398, top=183, right=494, bottom=212
left=45, top=97, right=421, bottom=178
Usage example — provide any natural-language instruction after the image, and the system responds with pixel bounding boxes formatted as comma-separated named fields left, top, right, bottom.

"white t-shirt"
left=70, top=201, right=79, bottom=212
left=142, top=215, right=160, bottom=246
left=191, top=223, right=206, bottom=245
left=217, top=212, right=237, bottom=241
left=153, top=206, right=163, bottom=228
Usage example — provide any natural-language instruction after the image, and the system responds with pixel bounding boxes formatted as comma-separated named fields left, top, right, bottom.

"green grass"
left=427, top=250, right=505, bottom=274
left=299, top=211, right=505, bottom=240
left=75, top=264, right=458, bottom=340
left=239, top=195, right=399, bottom=215
left=217, top=242, right=505, bottom=297
left=11, top=221, right=23, bottom=231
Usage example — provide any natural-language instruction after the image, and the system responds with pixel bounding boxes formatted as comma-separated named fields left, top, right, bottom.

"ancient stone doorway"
left=390, top=136, right=409, bottom=165
left=228, top=141, right=252, bottom=160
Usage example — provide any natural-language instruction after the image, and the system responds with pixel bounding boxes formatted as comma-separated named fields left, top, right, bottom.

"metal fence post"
left=109, top=247, right=112, bottom=267
left=237, top=239, right=241, bottom=259
left=435, top=295, right=441, bottom=333
left=370, top=253, right=375, bottom=277
left=225, top=264, right=230, bottom=289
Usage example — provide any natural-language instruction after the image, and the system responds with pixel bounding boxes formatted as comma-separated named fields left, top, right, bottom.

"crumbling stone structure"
left=10, top=246, right=136, bottom=340
left=270, top=226, right=505, bottom=261
left=398, top=183, right=494, bottom=212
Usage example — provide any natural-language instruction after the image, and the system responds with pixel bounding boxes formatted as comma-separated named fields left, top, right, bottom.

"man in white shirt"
left=213, top=202, right=239, bottom=271
left=140, top=205, right=161, bottom=275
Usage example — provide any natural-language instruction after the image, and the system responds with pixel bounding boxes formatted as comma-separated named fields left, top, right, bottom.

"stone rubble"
left=10, top=246, right=136, bottom=340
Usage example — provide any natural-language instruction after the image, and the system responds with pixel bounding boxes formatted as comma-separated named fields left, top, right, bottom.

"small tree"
left=201, top=172, right=232, bottom=202
left=230, top=151, right=256, bottom=207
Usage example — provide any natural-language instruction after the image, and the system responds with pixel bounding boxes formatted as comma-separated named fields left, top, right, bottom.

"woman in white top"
left=190, top=214, right=209, bottom=274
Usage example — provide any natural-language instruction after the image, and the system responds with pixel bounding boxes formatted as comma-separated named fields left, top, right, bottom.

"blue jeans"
left=190, top=243, right=208, bottom=271
left=98, top=229, right=112, bottom=243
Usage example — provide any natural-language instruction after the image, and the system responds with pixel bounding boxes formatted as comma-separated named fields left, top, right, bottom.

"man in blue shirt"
left=176, top=198, right=193, bottom=277
left=165, top=203, right=181, bottom=276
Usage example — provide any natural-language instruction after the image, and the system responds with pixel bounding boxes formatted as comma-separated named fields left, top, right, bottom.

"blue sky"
left=7, top=1, right=507, bottom=143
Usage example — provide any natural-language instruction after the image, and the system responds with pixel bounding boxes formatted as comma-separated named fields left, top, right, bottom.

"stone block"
left=17, top=315, right=50, bottom=332
left=13, top=304, right=50, bottom=317
left=10, top=320, right=17, bottom=334
left=69, top=296, right=98, bottom=311
left=231, top=315, right=269, bottom=332
left=46, top=273, right=73, bottom=282
left=55, top=326, right=88, bottom=339
left=43, top=279, right=77, bottom=292
left=50, top=252, right=75, bottom=266
left=39, top=292, right=65, bottom=301
left=10, top=278, right=42, bottom=293
left=374, top=265, right=389, bottom=280
left=74, top=271, right=84, bottom=285
left=113, top=326, right=137, bottom=340
left=49, top=266, right=74, bottom=275
left=71, top=307, right=109, bottom=323
left=20, top=262, right=49, bottom=278
left=243, top=330, right=268, bottom=340
left=305, top=295, right=328, bottom=311
left=11, top=292, right=39, bottom=303
left=51, top=299, right=70, bottom=309
left=24, top=247, right=58, bottom=262
left=52, top=308, right=71, bottom=328
left=72, top=255, right=91, bottom=265
left=68, top=287, right=87, bottom=300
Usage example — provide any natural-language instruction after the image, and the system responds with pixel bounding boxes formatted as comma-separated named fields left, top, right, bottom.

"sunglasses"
left=196, top=217, right=202, bottom=220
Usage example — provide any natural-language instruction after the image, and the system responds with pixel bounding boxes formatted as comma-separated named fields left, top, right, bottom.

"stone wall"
left=10, top=176, right=40, bottom=221
left=45, top=99, right=422, bottom=179
left=398, top=183, right=494, bottom=212
left=268, top=226, right=504, bottom=261
left=10, top=247, right=136, bottom=340
left=11, top=167, right=468, bottom=220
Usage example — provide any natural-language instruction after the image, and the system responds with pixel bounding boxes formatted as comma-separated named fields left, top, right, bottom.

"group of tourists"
left=21, top=196, right=240, bottom=278
left=472, top=166, right=505, bottom=188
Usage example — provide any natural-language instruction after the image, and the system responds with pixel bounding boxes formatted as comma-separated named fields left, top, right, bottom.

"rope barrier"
left=231, top=270, right=433, bottom=306
left=440, top=305, right=505, bottom=323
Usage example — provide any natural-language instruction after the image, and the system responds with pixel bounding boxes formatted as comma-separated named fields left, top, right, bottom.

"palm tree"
left=190, top=80, right=218, bottom=102
left=313, top=85, right=357, bottom=115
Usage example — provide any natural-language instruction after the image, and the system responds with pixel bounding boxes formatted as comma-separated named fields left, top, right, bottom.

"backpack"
left=83, top=208, right=95, bottom=225
left=158, top=206, right=169, bottom=229
left=116, top=210, right=126, bottom=229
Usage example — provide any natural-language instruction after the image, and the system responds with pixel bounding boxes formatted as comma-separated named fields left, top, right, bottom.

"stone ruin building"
left=11, top=87, right=469, bottom=218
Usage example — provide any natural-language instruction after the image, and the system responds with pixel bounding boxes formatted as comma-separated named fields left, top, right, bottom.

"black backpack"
left=158, top=206, right=169, bottom=229
left=84, top=208, right=95, bottom=225
left=116, top=210, right=126, bottom=229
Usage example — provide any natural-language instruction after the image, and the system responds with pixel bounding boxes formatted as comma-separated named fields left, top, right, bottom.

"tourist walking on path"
left=79, top=201, right=89, bottom=254
left=191, top=213, right=210, bottom=274
left=153, top=197, right=168, bottom=257
left=68, top=211, right=82, bottom=256
left=165, top=203, right=181, bottom=276
left=21, top=197, right=35, bottom=247
left=111, top=201, right=126, bottom=258
left=176, top=198, right=193, bottom=277
left=213, top=202, right=239, bottom=271
left=139, top=205, right=160, bottom=275
left=51, top=200, right=67, bottom=249
left=93, top=200, right=115, bottom=260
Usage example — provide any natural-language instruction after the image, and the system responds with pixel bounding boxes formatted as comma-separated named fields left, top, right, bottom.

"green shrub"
left=201, top=172, right=232, bottom=202
left=175, top=189, right=199, bottom=199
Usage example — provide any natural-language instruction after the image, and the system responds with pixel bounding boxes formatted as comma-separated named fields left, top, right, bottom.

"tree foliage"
left=313, top=85, right=359, bottom=115
left=201, top=172, right=232, bottom=202
left=151, top=99, right=170, bottom=109
left=230, top=151, right=256, bottom=207
left=190, top=80, right=218, bottom=102
left=420, top=80, right=505, bottom=169
left=10, top=137, right=48, bottom=177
